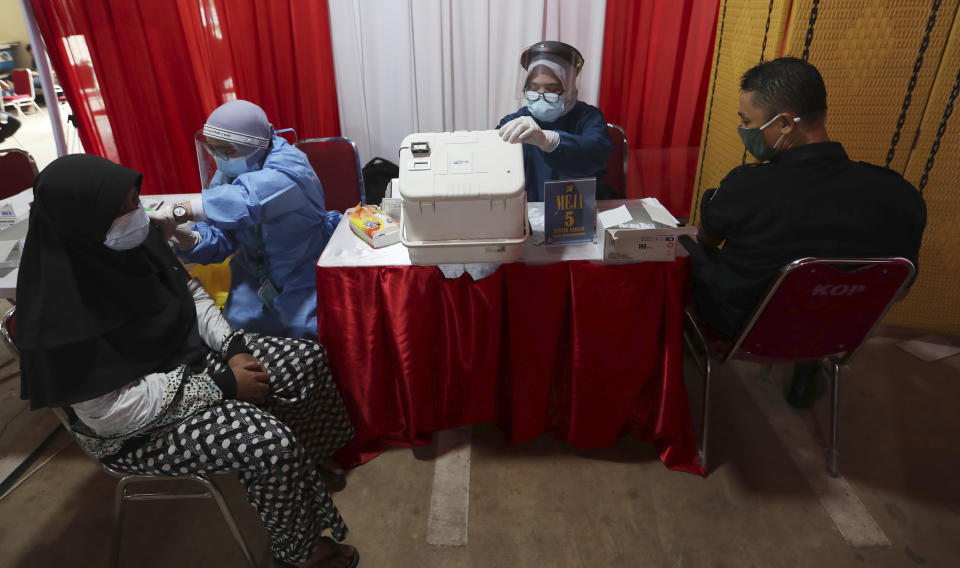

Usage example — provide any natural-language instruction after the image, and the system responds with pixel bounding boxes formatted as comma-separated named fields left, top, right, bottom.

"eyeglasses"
left=202, top=141, right=244, bottom=159
left=524, top=90, right=563, bottom=103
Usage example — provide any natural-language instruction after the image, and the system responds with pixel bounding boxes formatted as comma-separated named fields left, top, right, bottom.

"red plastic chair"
left=683, top=257, right=915, bottom=476
left=1, top=69, right=40, bottom=119
left=297, top=137, right=366, bottom=213
left=602, top=123, right=628, bottom=198
left=276, top=129, right=297, bottom=146
left=0, top=148, right=39, bottom=200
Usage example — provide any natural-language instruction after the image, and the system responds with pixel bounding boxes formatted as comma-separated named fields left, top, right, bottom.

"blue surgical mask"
left=526, top=97, right=564, bottom=123
left=738, top=113, right=798, bottom=161
left=215, top=154, right=258, bottom=178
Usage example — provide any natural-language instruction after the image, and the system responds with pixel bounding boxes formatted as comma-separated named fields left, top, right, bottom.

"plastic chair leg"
left=682, top=311, right=714, bottom=473
left=111, top=477, right=131, bottom=568
left=827, top=359, right=841, bottom=477
left=195, top=476, right=258, bottom=568
left=699, top=357, right=713, bottom=471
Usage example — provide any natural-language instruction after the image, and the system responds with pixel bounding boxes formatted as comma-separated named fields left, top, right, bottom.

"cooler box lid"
left=398, top=130, right=525, bottom=202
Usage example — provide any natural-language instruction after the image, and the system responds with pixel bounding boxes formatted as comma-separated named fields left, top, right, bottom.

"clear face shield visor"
left=514, top=41, right=584, bottom=107
left=194, top=125, right=269, bottom=189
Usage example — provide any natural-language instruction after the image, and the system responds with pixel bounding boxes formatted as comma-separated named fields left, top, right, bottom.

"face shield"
left=194, top=124, right=270, bottom=188
left=516, top=41, right=584, bottom=117
left=196, top=100, right=273, bottom=187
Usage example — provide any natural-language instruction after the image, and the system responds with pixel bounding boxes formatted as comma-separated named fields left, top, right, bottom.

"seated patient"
left=16, top=155, right=358, bottom=568
left=497, top=41, right=614, bottom=201
left=685, top=58, right=927, bottom=407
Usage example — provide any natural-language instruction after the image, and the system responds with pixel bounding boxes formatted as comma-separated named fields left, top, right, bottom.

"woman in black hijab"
left=17, top=155, right=358, bottom=568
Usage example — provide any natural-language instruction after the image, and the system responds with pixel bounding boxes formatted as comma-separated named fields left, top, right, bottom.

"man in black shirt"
left=685, top=57, right=926, bottom=407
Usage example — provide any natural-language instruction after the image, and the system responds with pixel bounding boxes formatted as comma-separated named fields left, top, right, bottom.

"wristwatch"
left=172, top=202, right=188, bottom=224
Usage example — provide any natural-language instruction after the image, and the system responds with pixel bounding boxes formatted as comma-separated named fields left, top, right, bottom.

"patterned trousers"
left=102, top=335, right=356, bottom=564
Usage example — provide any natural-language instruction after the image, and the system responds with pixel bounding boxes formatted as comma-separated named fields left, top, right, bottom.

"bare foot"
left=298, top=537, right=357, bottom=568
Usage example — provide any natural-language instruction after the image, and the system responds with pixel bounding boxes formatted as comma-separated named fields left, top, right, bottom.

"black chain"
left=885, top=0, right=941, bottom=168
left=801, top=0, right=820, bottom=61
left=918, top=64, right=960, bottom=192
left=694, top=0, right=728, bottom=218
left=759, top=0, right=775, bottom=62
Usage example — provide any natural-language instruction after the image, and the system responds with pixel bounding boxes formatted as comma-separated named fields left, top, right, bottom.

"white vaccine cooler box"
left=398, top=130, right=529, bottom=264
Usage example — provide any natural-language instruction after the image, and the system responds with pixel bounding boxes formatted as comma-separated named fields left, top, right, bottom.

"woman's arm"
left=177, top=222, right=235, bottom=265
left=189, top=278, right=232, bottom=352
left=72, top=279, right=272, bottom=437
left=72, top=371, right=177, bottom=437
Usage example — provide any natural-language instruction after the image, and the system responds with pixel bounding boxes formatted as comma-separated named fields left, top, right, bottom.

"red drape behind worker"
left=30, top=0, right=341, bottom=195
left=598, top=0, right=720, bottom=217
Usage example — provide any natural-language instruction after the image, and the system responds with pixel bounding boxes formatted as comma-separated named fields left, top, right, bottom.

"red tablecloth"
left=316, top=258, right=703, bottom=476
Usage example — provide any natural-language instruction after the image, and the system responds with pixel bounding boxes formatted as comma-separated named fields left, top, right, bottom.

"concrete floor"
left=1, top=99, right=82, bottom=171
left=0, top=328, right=957, bottom=567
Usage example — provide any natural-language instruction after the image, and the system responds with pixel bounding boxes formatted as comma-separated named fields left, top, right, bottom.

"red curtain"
left=30, top=0, right=341, bottom=195
left=598, top=0, right=720, bottom=218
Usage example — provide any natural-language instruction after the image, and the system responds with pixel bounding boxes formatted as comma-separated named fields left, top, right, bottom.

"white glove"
left=147, top=204, right=177, bottom=240
left=171, top=223, right=201, bottom=251
left=148, top=204, right=200, bottom=250
left=498, top=116, right=561, bottom=152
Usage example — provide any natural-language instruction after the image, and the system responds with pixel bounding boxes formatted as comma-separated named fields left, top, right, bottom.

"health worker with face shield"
left=149, top=100, right=342, bottom=339
left=496, top=41, right=614, bottom=201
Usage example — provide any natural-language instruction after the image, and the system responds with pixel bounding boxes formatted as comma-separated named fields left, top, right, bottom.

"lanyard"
left=248, top=224, right=267, bottom=280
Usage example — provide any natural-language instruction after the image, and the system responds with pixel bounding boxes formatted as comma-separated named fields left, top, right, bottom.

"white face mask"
left=104, top=204, right=150, bottom=251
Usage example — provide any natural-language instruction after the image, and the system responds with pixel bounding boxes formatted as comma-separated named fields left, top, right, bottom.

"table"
left=316, top=201, right=704, bottom=475
left=0, top=188, right=34, bottom=298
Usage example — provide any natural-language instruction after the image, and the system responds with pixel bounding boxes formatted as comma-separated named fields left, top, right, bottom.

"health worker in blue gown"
left=149, top=100, right=341, bottom=339
left=497, top=41, right=614, bottom=201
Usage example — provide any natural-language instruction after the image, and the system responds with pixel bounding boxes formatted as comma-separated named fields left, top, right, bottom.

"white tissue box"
left=598, top=198, right=697, bottom=262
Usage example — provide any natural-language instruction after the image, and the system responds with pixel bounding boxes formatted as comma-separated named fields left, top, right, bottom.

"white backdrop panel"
left=327, top=0, right=607, bottom=164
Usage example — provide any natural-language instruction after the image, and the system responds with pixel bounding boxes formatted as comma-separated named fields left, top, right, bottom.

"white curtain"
left=327, top=0, right=607, bottom=164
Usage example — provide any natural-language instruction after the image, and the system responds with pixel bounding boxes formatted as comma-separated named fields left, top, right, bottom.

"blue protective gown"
left=496, top=101, right=613, bottom=201
left=179, top=134, right=341, bottom=338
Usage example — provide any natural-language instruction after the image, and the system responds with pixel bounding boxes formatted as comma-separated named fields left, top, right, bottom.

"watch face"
left=173, top=205, right=187, bottom=218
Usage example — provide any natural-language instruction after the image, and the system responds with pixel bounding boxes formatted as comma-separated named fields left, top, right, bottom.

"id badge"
left=257, top=277, right=280, bottom=309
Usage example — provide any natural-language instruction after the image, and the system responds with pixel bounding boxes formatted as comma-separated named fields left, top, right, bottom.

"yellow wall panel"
left=690, top=0, right=792, bottom=225
left=783, top=0, right=958, bottom=174
left=886, top=9, right=960, bottom=335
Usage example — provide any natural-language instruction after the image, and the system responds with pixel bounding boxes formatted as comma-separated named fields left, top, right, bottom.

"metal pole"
left=19, top=0, right=68, bottom=157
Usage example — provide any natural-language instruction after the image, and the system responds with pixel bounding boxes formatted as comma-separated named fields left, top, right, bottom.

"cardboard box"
left=598, top=198, right=697, bottom=262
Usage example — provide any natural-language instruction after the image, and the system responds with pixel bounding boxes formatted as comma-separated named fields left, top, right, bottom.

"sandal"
left=318, top=460, right=348, bottom=492
left=318, top=459, right=347, bottom=477
left=317, top=536, right=358, bottom=568
left=276, top=537, right=357, bottom=568
left=318, top=469, right=347, bottom=492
